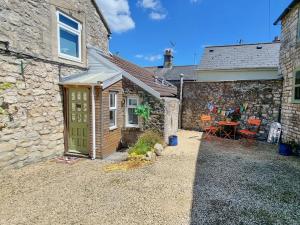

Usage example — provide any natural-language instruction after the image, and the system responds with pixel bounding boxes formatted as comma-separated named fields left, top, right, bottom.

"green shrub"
left=129, top=130, right=163, bottom=156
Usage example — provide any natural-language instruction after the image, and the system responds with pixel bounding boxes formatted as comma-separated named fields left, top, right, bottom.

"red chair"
left=200, top=115, right=218, bottom=140
left=239, top=118, right=261, bottom=145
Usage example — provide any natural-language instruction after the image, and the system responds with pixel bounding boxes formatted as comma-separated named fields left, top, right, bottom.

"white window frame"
left=126, top=96, right=139, bottom=128
left=56, top=11, right=82, bottom=62
left=109, top=92, right=117, bottom=130
left=293, top=69, right=300, bottom=104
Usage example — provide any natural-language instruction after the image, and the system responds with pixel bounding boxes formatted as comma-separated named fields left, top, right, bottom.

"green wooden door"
left=68, top=88, right=89, bottom=155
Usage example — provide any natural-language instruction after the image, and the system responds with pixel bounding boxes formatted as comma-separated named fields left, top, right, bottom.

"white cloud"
left=145, top=54, right=162, bottom=62
left=149, top=12, right=167, bottom=20
left=135, top=54, right=162, bottom=62
left=96, top=0, right=135, bottom=33
left=190, top=0, right=202, bottom=3
left=138, top=0, right=167, bottom=21
left=135, top=54, right=144, bottom=58
left=138, top=0, right=160, bottom=9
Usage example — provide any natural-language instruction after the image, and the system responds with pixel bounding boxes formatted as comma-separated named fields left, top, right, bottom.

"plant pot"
left=279, top=143, right=292, bottom=156
left=169, top=135, right=178, bottom=146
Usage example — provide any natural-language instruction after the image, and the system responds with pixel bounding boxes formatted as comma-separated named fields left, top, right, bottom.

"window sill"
left=125, top=125, right=140, bottom=128
left=58, top=53, right=82, bottom=63
left=109, top=126, right=118, bottom=131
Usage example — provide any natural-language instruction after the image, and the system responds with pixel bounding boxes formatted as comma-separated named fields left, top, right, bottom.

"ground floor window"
left=126, top=96, right=139, bottom=127
left=109, top=92, right=117, bottom=129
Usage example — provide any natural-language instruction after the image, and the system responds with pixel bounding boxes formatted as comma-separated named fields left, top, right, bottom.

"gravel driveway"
left=0, top=130, right=299, bottom=225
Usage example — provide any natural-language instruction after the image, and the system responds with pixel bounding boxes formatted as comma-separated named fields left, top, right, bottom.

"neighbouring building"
left=274, top=0, right=300, bottom=144
left=147, top=42, right=282, bottom=139
left=183, top=41, right=282, bottom=138
left=146, top=49, right=197, bottom=94
left=0, top=0, right=178, bottom=170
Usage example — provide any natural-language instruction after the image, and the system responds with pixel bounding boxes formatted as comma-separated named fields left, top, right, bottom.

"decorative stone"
left=154, top=143, right=164, bottom=156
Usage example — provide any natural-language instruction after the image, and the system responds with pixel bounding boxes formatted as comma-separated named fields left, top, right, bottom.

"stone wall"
left=0, top=55, right=86, bottom=169
left=182, top=80, right=282, bottom=139
left=0, top=0, right=109, bottom=60
left=279, top=3, right=300, bottom=144
left=0, top=0, right=109, bottom=169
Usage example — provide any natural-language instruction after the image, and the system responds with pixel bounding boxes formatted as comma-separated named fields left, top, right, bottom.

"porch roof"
left=60, top=46, right=122, bottom=89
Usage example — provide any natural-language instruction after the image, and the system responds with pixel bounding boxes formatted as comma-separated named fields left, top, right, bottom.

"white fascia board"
left=102, top=73, right=123, bottom=89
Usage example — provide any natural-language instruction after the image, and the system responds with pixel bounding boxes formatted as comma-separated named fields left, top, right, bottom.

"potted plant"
left=134, top=104, right=151, bottom=129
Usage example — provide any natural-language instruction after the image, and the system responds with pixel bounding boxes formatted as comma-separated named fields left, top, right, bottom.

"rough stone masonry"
left=182, top=80, right=283, bottom=139
left=278, top=3, right=300, bottom=144
left=0, top=0, right=109, bottom=170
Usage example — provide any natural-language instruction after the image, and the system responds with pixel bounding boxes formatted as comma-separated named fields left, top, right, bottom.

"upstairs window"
left=294, top=70, right=300, bottom=103
left=126, top=97, right=139, bottom=127
left=109, top=92, right=117, bottom=129
left=57, top=11, right=82, bottom=61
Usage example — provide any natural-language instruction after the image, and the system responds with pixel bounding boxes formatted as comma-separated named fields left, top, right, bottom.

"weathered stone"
left=0, top=142, right=16, bottom=152
left=278, top=4, right=300, bottom=144
left=154, top=143, right=164, bottom=156
left=181, top=80, right=282, bottom=138
left=0, top=152, right=14, bottom=162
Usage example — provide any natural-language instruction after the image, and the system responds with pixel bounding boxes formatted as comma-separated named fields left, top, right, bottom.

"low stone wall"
left=182, top=80, right=283, bottom=139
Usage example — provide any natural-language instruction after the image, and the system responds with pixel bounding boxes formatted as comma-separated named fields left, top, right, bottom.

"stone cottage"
left=0, top=0, right=178, bottom=170
left=274, top=0, right=300, bottom=144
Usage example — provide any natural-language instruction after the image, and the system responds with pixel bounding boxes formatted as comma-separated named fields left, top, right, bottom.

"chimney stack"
left=273, top=36, right=280, bottom=43
left=163, top=49, right=173, bottom=68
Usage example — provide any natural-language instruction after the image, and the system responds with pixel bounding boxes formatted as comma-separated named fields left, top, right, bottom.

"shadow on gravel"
left=190, top=138, right=300, bottom=225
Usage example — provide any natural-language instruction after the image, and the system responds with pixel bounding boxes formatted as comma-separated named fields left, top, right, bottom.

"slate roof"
left=145, top=65, right=197, bottom=81
left=104, top=54, right=177, bottom=97
left=274, top=0, right=300, bottom=25
left=198, top=42, right=280, bottom=71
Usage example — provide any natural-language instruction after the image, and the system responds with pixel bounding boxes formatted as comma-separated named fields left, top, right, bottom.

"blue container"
left=169, top=135, right=178, bottom=146
left=279, top=143, right=292, bottom=156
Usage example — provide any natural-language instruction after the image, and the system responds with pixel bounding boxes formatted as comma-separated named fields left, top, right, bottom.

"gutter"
left=195, top=67, right=279, bottom=72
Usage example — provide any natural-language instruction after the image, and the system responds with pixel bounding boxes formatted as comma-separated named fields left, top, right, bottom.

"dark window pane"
left=128, top=108, right=138, bottom=125
left=296, top=71, right=300, bottom=85
left=59, top=13, right=79, bottom=30
left=110, top=93, right=115, bottom=108
left=60, top=28, right=79, bottom=58
left=128, top=98, right=137, bottom=106
left=295, top=87, right=300, bottom=100
left=110, top=111, right=115, bottom=127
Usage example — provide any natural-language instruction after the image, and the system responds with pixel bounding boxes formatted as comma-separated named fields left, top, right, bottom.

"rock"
left=0, top=142, right=16, bottom=152
left=154, top=143, right=164, bottom=156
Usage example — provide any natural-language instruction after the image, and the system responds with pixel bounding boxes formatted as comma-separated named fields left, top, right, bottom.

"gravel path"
left=0, top=130, right=299, bottom=225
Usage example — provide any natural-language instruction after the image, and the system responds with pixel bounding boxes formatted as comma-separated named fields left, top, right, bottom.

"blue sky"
left=98, top=0, right=291, bottom=67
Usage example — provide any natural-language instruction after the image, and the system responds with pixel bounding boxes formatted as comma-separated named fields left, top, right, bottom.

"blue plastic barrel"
left=169, top=135, right=178, bottom=146
left=279, top=143, right=292, bottom=156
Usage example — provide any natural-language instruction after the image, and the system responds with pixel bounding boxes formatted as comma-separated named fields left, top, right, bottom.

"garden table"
left=218, top=121, right=240, bottom=140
